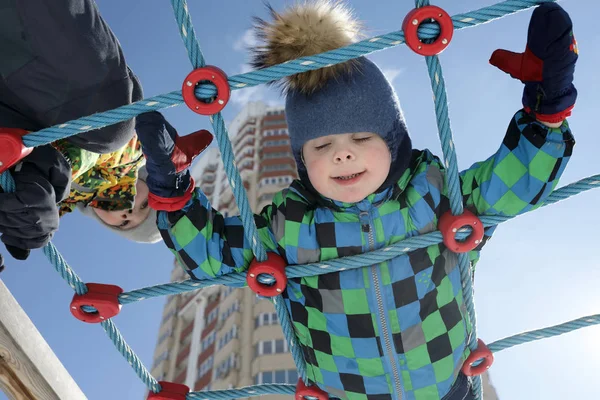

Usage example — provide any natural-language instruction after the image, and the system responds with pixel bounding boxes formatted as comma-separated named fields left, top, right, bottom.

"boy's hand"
left=489, top=2, right=577, bottom=123
left=135, top=112, right=213, bottom=211
left=0, top=145, right=71, bottom=259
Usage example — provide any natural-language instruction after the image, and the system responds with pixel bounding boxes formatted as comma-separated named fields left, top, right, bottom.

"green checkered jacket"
left=158, top=111, right=574, bottom=400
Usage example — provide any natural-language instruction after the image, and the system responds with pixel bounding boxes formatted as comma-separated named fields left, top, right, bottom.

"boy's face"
left=93, top=179, right=151, bottom=230
left=302, top=132, right=391, bottom=203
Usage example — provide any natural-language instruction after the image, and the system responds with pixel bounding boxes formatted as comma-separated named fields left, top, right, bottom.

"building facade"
left=150, top=102, right=499, bottom=399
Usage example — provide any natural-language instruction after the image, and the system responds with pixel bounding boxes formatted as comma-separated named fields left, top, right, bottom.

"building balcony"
left=194, top=371, right=213, bottom=391
left=180, top=320, right=194, bottom=341
left=176, top=342, right=191, bottom=365
left=174, top=368, right=188, bottom=385
left=252, top=353, right=296, bottom=378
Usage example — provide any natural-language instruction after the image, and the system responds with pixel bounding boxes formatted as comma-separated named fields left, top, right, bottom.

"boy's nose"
left=334, top=150, right=355, bottom=163
left=121, top=209, right=133, bottom=219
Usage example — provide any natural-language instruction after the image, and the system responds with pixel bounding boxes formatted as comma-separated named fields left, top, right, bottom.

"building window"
left=263, top=139, right=290, bottom=147
left=260, top=163, right=294, bottom=173
left=198, top=356, right=214, bottom=378
left=215, top=354, right=239, bottom=378
left=220, top=301, right=240, bottom=323
left=255, top=312, right=279, bottom=328
left=254, top=369, right=298, bottom=385
left=222, top=286, right=236, bottom=298
left=206, top=308, right=218, bottom=325
left=217, top=325, right=238, bottom=350
left=201, top=331, right=216, bottom=352
left=200, top=384, right=211, bottom=392
left=161, top=309, right=176, bottom=324
left=255, top=339, right=289, bottom=357
left=152, top=351, right=169, bottom=368
left=157, top=328, right=173, bottom=346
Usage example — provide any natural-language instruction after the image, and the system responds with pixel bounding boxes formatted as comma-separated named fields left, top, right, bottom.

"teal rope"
left=0, top=175, right=159, bottom=392
left=271, top=296, right=308, bottom=383
left=186, top=384, right=297, bottom=399
left=167, top=0, right=304, bottom=392
left=2, top=0, right=598, bottom=398
left=101, top=319, right=161, bottom=393
left=168, top=0, right=267, bottom=262
left=116, top=173, right=600, bottom=304
left=169, top=0, right=205, bottom=69
left=488, top=314, right=600, bottom=353
left=416, top=0, right=482, bottom=394
left=19, top=1, right=556, bottom=148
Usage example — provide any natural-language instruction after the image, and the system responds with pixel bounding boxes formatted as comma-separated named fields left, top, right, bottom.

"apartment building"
left=150, top=101, right=499, bottom=399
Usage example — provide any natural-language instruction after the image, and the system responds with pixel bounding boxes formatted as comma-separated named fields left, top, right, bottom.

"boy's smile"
left=302, top=132, right=391, bottom=203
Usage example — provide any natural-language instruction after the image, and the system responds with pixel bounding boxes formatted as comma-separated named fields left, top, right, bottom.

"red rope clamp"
left=182, top=65, right=230, bottom=115
left=0, top=128, right=33, bottom=174
left=402, top=6, right=454, bottom=56
left=246, top=252, right=288, bottom=297
left=70, top=283, right=123, bottom=323
left=295, top=378, right=329, bottom=400
left=147, top=382, right=190, bottom=400
left=462, top=339, right=494, bottom=376
left=438, top=210, right=484, bottom=253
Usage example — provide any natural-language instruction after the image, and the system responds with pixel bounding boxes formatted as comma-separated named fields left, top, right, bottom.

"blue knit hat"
left=251, top=1, right=412, bottom=190
left=286, top=57, right=412, bottom=180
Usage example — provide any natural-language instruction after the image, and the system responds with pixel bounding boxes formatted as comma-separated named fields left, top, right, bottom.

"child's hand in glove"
left=490, top=2, right=578, bottom=123
left=135, top=111, right=213, bottom=211
left=0, top=145, right=71, bottom=259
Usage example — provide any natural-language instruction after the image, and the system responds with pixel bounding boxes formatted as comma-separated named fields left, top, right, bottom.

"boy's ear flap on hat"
left=251, top=0, right=364, bottom=94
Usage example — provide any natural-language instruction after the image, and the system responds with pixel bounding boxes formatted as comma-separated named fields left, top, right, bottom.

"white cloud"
left=233, top=29, right=259, bottom=52
left=381, top=67, right=404, bottom=85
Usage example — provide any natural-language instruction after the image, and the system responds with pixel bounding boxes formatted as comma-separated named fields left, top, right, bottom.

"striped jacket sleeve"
left=157, top=189, right=280, bottom=280
left=460, top=110, right=575, bottom=216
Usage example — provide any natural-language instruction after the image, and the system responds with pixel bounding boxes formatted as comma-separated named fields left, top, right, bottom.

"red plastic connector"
left=402, top=6, right=454, bottom=56
left=70, top=283, right=123, bottom=323
left=246, top=253, right=288, bottom=297
left=438, top=210, right=484, bottom=253
left=0, top=128, right=33, bottom=174
left=462, top=339, right=494, bottom=376
left=182, top=65, right=230, bottom=115
left=295, top=378, right=329, bottom=400
left=147, top=382, right=189, bottom=400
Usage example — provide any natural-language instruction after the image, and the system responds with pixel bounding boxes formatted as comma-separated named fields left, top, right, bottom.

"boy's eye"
left=354, top=136, right=372, bottom=142
left=315, top=143, right=330, bottom=150
left=140, top=199, right=149, bottom=210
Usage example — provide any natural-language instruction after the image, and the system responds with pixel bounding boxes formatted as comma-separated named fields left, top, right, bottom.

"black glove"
left=0, top=145, right=71, bottom=258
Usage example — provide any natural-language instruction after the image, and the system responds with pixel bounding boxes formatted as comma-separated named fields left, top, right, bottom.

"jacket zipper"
left=359, top=211, right=403, bottom=399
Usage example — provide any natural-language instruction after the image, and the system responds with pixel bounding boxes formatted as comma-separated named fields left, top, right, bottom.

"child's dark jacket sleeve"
left=0, top=0, right=142, bottom=154
left=157, top=190, right=282, bottom=280
left=459, top=110, right=574, bottom=216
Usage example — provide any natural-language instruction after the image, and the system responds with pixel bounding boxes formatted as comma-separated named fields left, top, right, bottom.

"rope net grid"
left=1, top=0, right=598, bottom=399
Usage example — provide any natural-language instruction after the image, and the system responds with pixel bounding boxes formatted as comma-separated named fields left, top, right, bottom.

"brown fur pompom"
left=251, top=0, right=364, bottom=94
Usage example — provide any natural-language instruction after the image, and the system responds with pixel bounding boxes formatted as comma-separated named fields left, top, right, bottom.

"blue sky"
left=2, top=1, right=599, bottom=399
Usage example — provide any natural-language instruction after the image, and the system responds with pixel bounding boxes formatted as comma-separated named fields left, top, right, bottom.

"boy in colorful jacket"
left=0, top=0, right=164, bottom=262
left=136, top=2, right=577, bottom=399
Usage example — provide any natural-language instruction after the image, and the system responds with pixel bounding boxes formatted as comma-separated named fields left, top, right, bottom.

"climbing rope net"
left=1, top=0, right=598, bottom=399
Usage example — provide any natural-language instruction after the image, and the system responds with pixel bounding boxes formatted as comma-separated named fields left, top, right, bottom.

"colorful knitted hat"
left=77, top=166, right=162, bottom=243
